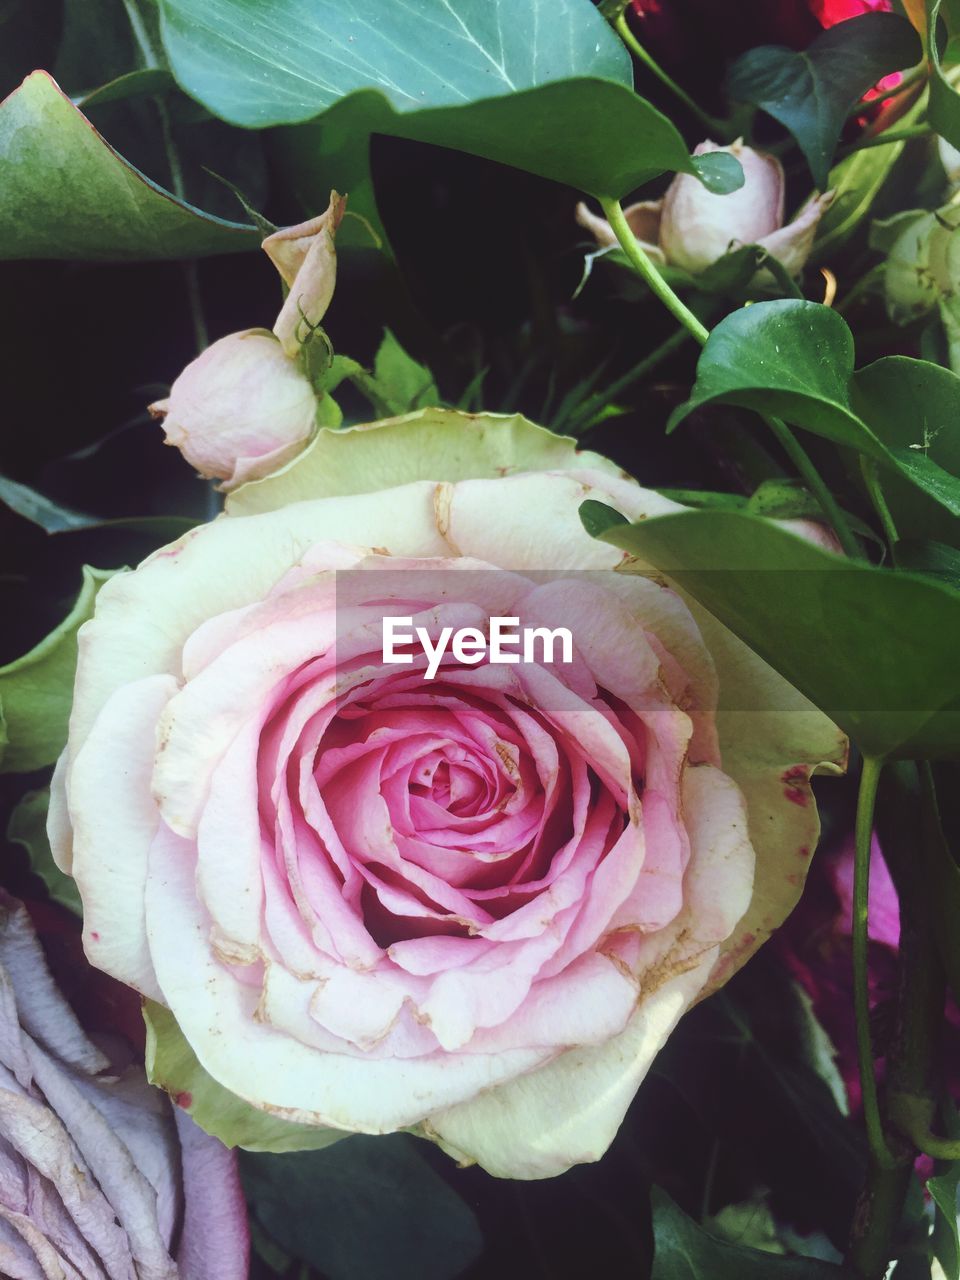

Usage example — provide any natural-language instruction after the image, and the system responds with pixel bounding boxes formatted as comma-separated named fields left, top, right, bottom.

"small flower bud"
left=149, top=329, right=317, bottom=490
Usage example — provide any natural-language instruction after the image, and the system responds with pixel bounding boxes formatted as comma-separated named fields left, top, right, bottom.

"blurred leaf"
left=0, top=476, right=98, bottom=531
left=815, top=135, right=909, bottom=258
left=0, top=565, right=113, bottom=773
left=7, top=788, right=82, bottom=915
left=352, top=330, right=439, bottom=416
left=158, top=0, right=630, bottom=127
left=726, top=14, right=921, bottom=187
left=581, top=504, right=960, bottom=759
left=77, top=68, right=175, bottom=108
left=929, top=0, right=960, bottom=152
left=894, top=539, right=960, bottom=585
left=929, top=1103, right=960, bottom=1280
left=651, top=1188, right=855, bottom=1278
left=0, top=71, right=257, bottom=260
left=241, top=1137, right=483, bottom=1280
left=144, top=1001, right=346, bottom=1153
left=668, top=301, right=960, bottom=523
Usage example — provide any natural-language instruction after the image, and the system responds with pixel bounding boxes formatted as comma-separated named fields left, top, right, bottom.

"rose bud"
left=0, top=891, right=249, bottom=1278
left=576, top=140, right=833, bottom=278
left=262, top=191, right=347, bottom=357
left=149, top=329, right=318, bottom=490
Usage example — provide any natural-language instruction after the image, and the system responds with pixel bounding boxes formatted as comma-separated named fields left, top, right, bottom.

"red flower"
left=810, top=0, right=892, bottom=25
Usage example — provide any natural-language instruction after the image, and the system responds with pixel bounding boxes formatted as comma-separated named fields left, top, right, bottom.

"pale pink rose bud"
left=576, top=139, right=832, bottom=278
left=262, top=191, right=347, bottom=357
left=149, top=329, right=318, bottom=490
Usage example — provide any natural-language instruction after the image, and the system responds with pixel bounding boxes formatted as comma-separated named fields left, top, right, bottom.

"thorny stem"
left=598, top=197, right=862, bottom=556
left=613, top=15, right=730, bottom=138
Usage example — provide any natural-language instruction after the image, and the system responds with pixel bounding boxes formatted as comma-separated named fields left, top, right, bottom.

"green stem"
left=565, top=326, right=692, bottom=434
left=861, top=457, right=899, bottom=559
left=599, top=198, right=710, bottom=344
left=613, top=15, right=730, bottom=138
left=599, top=196, right=863, bottom=557
left=846, top=62, right=928, bottom=116
left=852, top=756, right=897, bottom=1173
left=766, top=418, right=862, bottom=558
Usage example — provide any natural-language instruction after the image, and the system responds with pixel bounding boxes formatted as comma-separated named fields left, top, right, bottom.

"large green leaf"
left=159, top=0, right=630, bottom=126
left=651, top=1188, right=855, bottom=1279
left=582, top=505, right=960, bottom=759
left=0, top=565, right=113, bottom=773
left=0, top=71, right=257, bottom=260
left=668, top=301, right=960, bottom=522
left=929, top=0, right=960, bottom=151
left=726, top=13, right=921, bottom=188
left=241, top=1139, right=482, bottom=1280
left=158, top=0, right=742, bottom=212
left=144, top=1002, right=345, bottom=1153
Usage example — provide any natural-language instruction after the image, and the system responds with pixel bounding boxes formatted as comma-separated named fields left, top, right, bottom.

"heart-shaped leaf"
left=159, top=0, right=631, bottom=127
left=0, top=71, right=257, bottom=260
left=668, top=300, right=960, bottom=524
left=727, top=13, right=921, bottom=188
left=581, top=504, right=960, bottom=760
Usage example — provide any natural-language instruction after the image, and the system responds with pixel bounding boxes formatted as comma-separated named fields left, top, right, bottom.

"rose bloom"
left=0, top=891, right=248, bottom=1279
left=577, top=139, right=832, bottom=277
left=49, top=414, right=844, bottom=1179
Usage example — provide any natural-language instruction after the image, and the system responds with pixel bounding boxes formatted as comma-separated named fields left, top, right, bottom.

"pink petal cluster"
left=0, top=891, right=248, bottom=1279
left=48, top=419, right=844, bottom=1179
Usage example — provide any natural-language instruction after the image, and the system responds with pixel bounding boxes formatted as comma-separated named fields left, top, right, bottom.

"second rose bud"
left=577, top=139, right=832, bottom=278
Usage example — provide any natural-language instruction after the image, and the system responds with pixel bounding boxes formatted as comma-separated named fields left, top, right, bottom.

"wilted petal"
left=173, top=1110, right=249, bottom=1280
left=757, top=190, right=835, bottom=276
left=263, top=192, right=347, bottom=357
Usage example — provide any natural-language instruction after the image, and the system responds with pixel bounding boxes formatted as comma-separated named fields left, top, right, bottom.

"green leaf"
left=0, top=71, right=257, bottom=260
left=144, top=1001, right=345, bottom=1153
left=0, top=565, right=113, bottom=773
left=159, top=0, right=630, bottom=126
left=76, top=68, right=176, bottom=109
left=583, top=507, right=960, bottom=759
left=352, top=330, right=440, bottom=417
left=928, top=1101, right=960, bottom=1280
left=929, top=0, right=960, bottom=152
left=668, top=301, right=960, bottom=523
left=851, top=356, right=960, bottom=548
left=7, top=789, right=82, bottom=915
left=0, top=475, right=98, bottom=532
left=690, top=150, right=747, bottom=195
left=651, top=1187, right=854, bottom=1279
left=241, top=1139, right=483, bottom=1280
left=814, top=137, right=910, bottom=259
left=894, top=538, right=960, bottom=585
left=726, top=13, right=921, bottom=188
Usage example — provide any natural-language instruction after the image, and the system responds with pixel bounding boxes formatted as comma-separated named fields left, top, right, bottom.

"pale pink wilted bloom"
left=0, top=890, right=248, bottom=1279
left=48, top=413, right=845, bottom=1180
left=149, top=329, right=318, bottom=491
left=577, top=139, right=833, bottom=277
left=262, top=191, right=347, bottom=357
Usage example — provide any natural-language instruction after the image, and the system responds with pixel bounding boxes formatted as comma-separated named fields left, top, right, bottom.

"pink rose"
left=577, top=140, right=832, bottom=278
left=49, top=412, right=844, bottom=1178
left=0, top=891, right=249, bottom=1278
left=149, top=330, right=318, bottom=491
